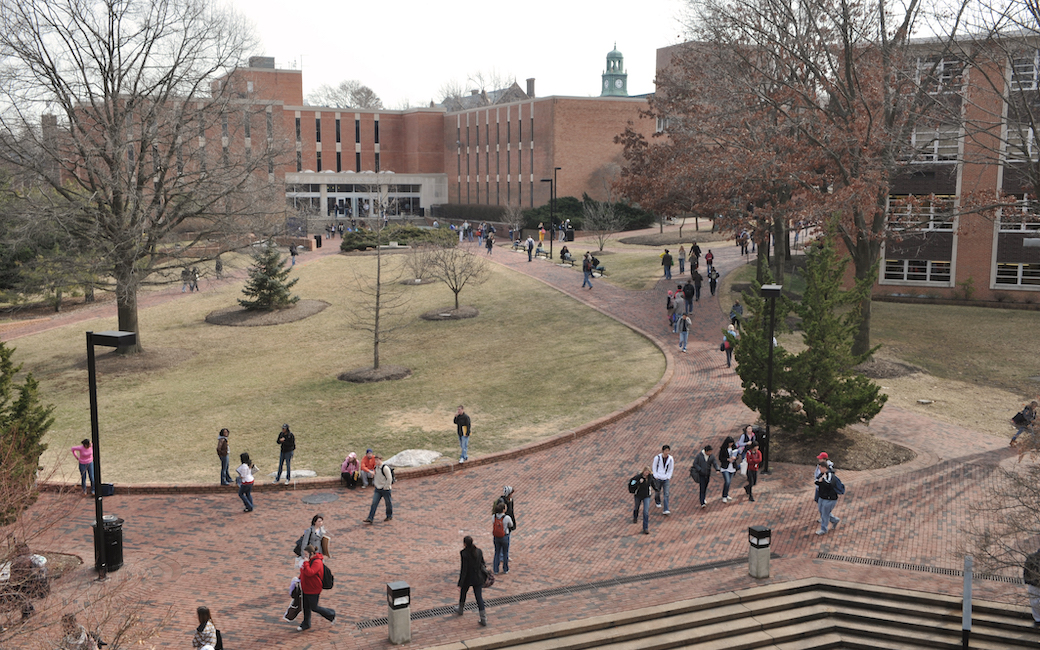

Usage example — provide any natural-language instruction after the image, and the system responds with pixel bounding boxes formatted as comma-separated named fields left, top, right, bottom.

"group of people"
left=180, top=267, right=201, bottom=292
left=661, top=243, right=714, bottom=280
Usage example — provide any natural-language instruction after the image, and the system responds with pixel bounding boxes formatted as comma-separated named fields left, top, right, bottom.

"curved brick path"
left=24, top=233, right=1020, bottom=650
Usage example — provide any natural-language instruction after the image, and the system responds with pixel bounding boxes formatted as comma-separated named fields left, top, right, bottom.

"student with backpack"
left=628, top=466, right=653, bottom=534
left=363, top=456, right=394, bottom=524
left=814, top=461, right=845, bottom=535
left=297, top=545, right=335, bottom=631
left=492, top=502, right=514, bottom=574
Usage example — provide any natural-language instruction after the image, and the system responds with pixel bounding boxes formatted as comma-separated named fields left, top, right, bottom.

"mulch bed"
left=205, top=299, right=328, bottom=326
left=420, top=306, right=478, bottom=321
left=338, top=365, right=412, bottom=383
left=770, top=426, right=916, bottom=471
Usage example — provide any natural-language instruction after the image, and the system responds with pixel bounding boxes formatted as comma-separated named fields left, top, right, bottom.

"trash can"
left=314, top=234, right=322, bottom=249
left=92, top=515, right=124, bottom=572
left=99, top=483, right=114, bottom=497
left=565, top=227, right=575, bottom=242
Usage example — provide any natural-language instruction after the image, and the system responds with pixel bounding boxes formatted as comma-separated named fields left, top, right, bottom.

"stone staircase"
left=426, top=578, right=1037, bottom=649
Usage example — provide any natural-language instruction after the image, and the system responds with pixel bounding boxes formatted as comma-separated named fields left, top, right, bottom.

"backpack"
left=384, top=465, right=397, bottom=484
left=493, top=515, right=506, bottom=538
left=666, top=295, right=674, bottom=309
left=1013, top=411, right=1029, bottom=426
left=322, top=564, right=334, bottom=590
left=627, top=476, right=639, bottom=493
left=293, top=535, right=304, bottom=557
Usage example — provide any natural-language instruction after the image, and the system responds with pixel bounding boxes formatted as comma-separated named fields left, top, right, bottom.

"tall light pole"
left=760, top=285, right=782, bottom=474
left=87, top=330, right=136, bottom=578
left=540, top=177, right=553, bottom=261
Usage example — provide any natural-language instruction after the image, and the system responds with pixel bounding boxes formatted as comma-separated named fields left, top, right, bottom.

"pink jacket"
left=71, top=444, right=93, bottom=465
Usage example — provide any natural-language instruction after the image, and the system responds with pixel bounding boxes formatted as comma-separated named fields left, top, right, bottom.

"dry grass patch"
left=21, top=252, right=663, bottom=484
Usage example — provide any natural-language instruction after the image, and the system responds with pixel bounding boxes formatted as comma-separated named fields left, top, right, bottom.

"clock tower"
left=601, top=44, right=628, bottom=97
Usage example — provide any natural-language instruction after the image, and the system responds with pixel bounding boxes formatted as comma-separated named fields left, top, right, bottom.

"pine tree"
left=735, top=236, right=887, bottom=436
left=0, top=342, right=55, bottom=524
left=239, top=243, right=299, bottom=311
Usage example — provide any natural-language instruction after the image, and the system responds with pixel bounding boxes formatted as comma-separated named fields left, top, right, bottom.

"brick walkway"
left=23, top=234, right=1020, bottom=650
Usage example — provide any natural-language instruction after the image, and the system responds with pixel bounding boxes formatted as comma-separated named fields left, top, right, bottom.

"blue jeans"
left=654, top=478, right=670, bottom=511
left=368, top=488, right=393, bottom=519
left=698, top=475, right=710, bottom=505
left=277, top=451, right=293, bottom=481
left=239, top=482, right=254, bottom=510
left=493, top=534, right=510, bottom=573
left=679, top=259, right=685, bottom=274
left=664, top=266, right=672, bottom=279
left=722, top=471, right=734, bottom=498
left=633, top=495, right=651, bottom=531
left=1013, top=425, right=1032, bottom=442
left=78, top=462, right=94, bottom=494
left=684, top=298, right=693, bottom=313
left=459, top=435, right=469, bottom=460
left=459, top=583, right=485, bottom=612
left=679, top=331, right=688, bottom=351
left=817, top=498, right=840, bottom=533
left=220, top=456, right=231, bottom=485
left=583, top=271, right=593, bottom=288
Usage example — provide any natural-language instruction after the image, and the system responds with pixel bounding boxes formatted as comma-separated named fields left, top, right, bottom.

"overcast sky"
left=229, top=0, right=689, bottom=108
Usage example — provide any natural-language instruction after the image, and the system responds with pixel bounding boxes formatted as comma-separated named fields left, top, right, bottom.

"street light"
left=759, top=284, right=782, bottom=474
left=540, top=167, right=561, bottom=262
left=87, top=330, right=136, bottom=578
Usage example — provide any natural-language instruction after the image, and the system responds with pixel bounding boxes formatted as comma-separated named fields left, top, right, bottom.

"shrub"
left=340, top=225, right=457, bottom=252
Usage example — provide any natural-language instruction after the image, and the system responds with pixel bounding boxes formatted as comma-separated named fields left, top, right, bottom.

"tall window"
left=295, top=117, right=301, bottom=142
left=335, top=118, right=341, bottom=143
left=374, top=120, right=380, bottom=144
left=1012, top=51, right=1039, bottom=91
left=315, top=118, right=321, bottom=143
left=336, top=151, right=342, bottom=172
left=355, top=119, right=361, bottom=143
left=296, top=151, right=302, bottom=172
left=375, top=153, right=380, bottom=172
left=356, top=152, right=361, bottom=172
left=243, top=112, right=250, bottom=138
left=316, top=151, right=322, bottom=172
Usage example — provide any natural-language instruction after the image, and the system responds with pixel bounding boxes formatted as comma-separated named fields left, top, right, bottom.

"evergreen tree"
left=0, top=342, right=55, bottom=524
left=735, top=237, right=887, bottom=436
left=239, top=243, right=299, bottom=311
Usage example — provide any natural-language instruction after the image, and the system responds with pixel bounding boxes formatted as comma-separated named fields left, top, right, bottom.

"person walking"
left=708, top=268, right=720, bottom=296
left=629, top=465, right=653, bottom=534
left=1011, top=400, right=1038, bottom=446
left=496, top=486, right=517, bottom=534
left=275, top=424, right=295, bottom=484
left=191, top=606, right=217, bottom=649
left=456, top=536, right=488, bottom=626
left=691, top=445, right=721, bottom=508
left=682, top=279, right=694, bottom=314
left=692, top=270, right=703, bottom=302
left=215, top=255, right=224, bottom=279
left=454, top=405, right=472, bottom=463
left=730, top=301, right=743, bottom=329
left=526, top=236, right=534, bottom=262
left=582, top=253, right=594, bottom=290
left=538, top=222, right=545, bottom=243
left=289, top=244, right=298, bottom=266
left=297, top=545, right=335, bottom=631
left=190, top=267, right=200, bottom=292
left=299, top=514, right=329, bottom=560
left=181, top=267, right=190, bottom=292
left=70, top=439, right=94, bottom=496
left=704, top=249, right=714, bottom=272
left=814, top=460, right=845, bottom=534
left=743, top=441, right=762, bottom=501
left=691, top=241, right=702, bottom=266
left=485, top=233, right=495, bottom=255
left=1024, top=548, right=1040, bottom=628
left=678, top=312, right=692, bottom=354
left=661, top=249, right=673, bottom=280
left=719, top=437, right=739, bottom=503
left=722, top=324, right=738, bottom=368
left=492, top=502, right=513, bottom=574
left=236, top=452, right=256, bottom=512
left=677, top=245, right=686, bottom=275
left=217, top=428, right=232, bottom=486
left=652, top=445, right=675, bottom=515
left=736, top=424, right=757, bottom=456
left=363, top=456, right=393, bottom=523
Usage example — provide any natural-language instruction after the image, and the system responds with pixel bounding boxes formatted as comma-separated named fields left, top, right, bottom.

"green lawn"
left=22, top=252, right=664, bottom=484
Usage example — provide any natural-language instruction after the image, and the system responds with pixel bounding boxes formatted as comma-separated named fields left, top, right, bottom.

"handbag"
left=739, top=458, right=748, bottom=476
left=293, top=535, right=304, bottom=557
left=481, top=563, right=495, bottom=589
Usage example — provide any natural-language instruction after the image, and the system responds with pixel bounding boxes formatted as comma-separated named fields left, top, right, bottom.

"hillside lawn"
left=20, top=251, right=664, bottom=485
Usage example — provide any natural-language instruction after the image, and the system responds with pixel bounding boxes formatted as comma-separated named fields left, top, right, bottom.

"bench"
left=511, top=241, right=525, bottom=252
left=534, top=249, right=551, bottom=260
left=559, top=257, right=576, bottom=266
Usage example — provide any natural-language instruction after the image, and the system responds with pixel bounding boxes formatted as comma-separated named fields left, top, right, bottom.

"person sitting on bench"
left=560, top=246, right=572, bottom=262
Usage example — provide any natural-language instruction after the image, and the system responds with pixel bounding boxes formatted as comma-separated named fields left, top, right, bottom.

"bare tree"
left=583, top=198, right=626, bottom=252
left=403, top=244, right=437, bottom=283
left=306, top=80, right=384, bottom=109
left=504, top=203, right=525, bottom=242
left=967, top=462, right=1040, bottom=592
left=467, top=68, right=514, bottom=94
left=344, top=224, right=410, bottom=370
left=0, top=0, right=285, bottom=353
left=430, top=247, right=490, bottom=310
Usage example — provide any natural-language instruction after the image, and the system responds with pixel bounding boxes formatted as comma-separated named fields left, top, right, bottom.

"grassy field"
left=19, top=251, right=664, bottom=484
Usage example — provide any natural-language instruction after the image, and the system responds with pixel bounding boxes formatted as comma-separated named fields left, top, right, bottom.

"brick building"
left=220, top=49, right=650, bottom=224
left=654, top=40, right=1040, bottom=301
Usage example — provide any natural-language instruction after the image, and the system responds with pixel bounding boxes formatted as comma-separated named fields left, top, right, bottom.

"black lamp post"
left=540, top=167, right=561, bottom=262
left=759, top=284, right=782, bottom=474
left=87, top=330, right=136, bottom=578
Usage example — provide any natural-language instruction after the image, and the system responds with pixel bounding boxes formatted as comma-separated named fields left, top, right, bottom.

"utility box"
left=387, top=581, right=411, bottom=644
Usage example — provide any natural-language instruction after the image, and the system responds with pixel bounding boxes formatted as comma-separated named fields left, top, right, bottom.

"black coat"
left=691, top=451, right=720, bottom=481
left=630, top=473, right=651, bottom=499
left=496, top=495, right=516, bottom=531
left=458, top=546, right=486, bottom=587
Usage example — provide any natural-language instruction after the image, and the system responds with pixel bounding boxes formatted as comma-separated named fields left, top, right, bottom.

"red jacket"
left=746, top=449, right=763, bottom=472
left=299, top=553, right=326, bottom=595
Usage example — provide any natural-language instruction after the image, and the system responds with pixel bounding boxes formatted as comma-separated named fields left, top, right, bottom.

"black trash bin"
left=565, top=227, right=575, bottom=242
left=92, top=515, right=124, bottom=572
left=314, top=234, right=322, bottom=249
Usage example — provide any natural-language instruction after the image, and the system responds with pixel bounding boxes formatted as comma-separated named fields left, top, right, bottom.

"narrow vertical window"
left=375, top=152, right=380, bottom=172
left=336, top=151, right=342, bottom=172
left=296, top=151, right=302, bottom=172
left=267, top=111, right=273, bottom=140
left=243, top=112, right=250, bottom=138
left=356, top=152, right=361, bottom=172
left=295, top=118, right=301, bottom=141
left=317, top=151, right=322, bottom=172
left=221, top=114, right=228, bottom=138
left=316, top=118, right=321, bottom=143
left=355, top=119, right=360, bottom=143
left=374, top=120, right=380, bottom=144
left=335, top=119, right=341, bottom=143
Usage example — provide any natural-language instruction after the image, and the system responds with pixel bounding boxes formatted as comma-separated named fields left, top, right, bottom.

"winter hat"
left=347, top=452, right=356, bottom=460
left=503, top=486, right=514, bottom=496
